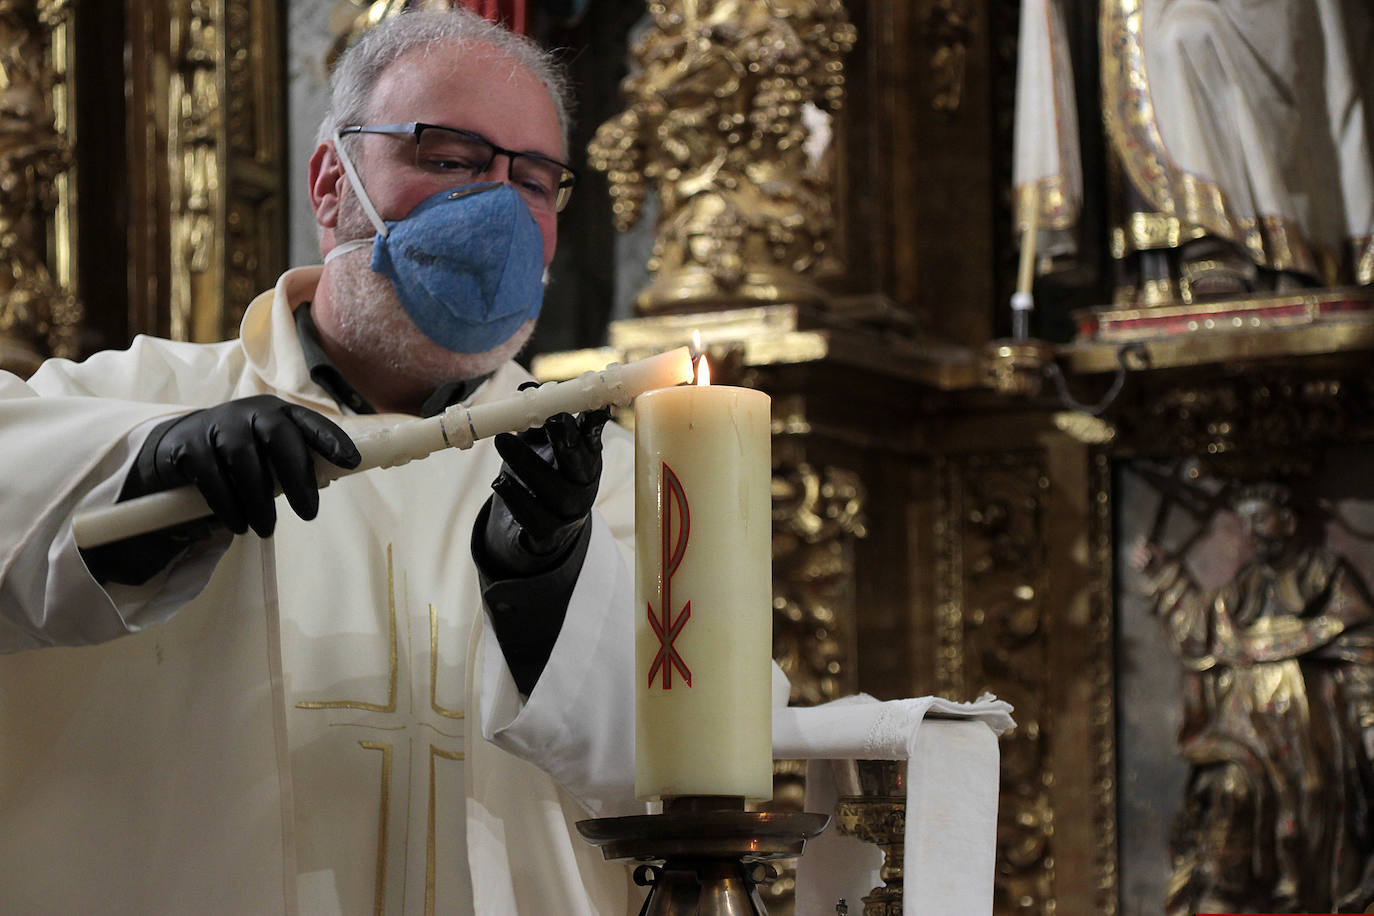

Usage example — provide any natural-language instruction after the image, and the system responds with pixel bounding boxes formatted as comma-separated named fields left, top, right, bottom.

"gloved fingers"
left=171, top=436, right=249, bottom=535
left=492, top=472, right=562, bottom=544
left=255, top=408, right=324, bottom=522
left=578, top=406, right=612, bottom=444
left=514, top=381, right=550, bottom=447
left=283, top=404, right=361, bottom=470
left=216, top=420, right=278, bottom=538
left=545, top=413, right=601, bottom=487
left=493, top=431, right=579, bottom=516
left=134, top=395, right=358, bottom=536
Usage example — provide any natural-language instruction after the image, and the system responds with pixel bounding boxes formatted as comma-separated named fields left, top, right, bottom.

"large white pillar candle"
left=634, top=365, right=773, bottom=800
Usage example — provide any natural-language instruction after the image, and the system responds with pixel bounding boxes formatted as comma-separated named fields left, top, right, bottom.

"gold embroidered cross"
left=295, top=544, right=467, bottom=915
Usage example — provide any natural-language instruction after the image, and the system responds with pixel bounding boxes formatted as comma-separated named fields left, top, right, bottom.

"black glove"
left=481, top=392, right=611, bottom=578
left=124, top=394, right=360, bottom=538
left=83, top=396, right=359, bottom=586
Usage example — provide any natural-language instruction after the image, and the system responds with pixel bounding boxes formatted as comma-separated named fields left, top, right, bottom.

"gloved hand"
left=481, top=389, right=611, bottom=578
left=124, top=394, right=361, bottom=538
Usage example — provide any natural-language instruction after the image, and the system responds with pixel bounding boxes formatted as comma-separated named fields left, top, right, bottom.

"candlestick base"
left=833, top=761, right=906, bottom=916
left=982, top=337, right=1054, bottom=397
left=577, top=798, right=829, bottom=915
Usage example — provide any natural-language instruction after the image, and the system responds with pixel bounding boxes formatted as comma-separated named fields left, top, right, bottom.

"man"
left=1132, top=483, right=1374, bottom=913
left=0, top=10, right=641, bottom=913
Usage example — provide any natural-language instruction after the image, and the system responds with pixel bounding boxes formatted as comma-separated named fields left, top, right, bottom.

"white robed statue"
left=1014, top=0, right=1374, bottom=302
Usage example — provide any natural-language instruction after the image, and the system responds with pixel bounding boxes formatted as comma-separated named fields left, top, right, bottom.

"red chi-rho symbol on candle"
left=647, top=462, right=692, bottom=689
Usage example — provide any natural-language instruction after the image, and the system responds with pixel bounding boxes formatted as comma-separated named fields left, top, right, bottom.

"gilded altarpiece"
left=0, top=0, right=286, bottom=370
left=0, top=0, right=80, bottom=375
left=909, top=363, right=1374, bottom=916
left=125, top=0, right=287, bottom=344
left=908, top=409, right=1114, bottom=916
left=109, top=2, right=1365, bottom=914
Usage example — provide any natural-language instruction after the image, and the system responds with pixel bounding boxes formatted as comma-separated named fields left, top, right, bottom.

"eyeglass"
left=338, top=121, right=578, bottom=213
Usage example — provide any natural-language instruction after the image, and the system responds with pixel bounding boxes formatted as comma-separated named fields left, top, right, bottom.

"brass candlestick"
left=982, top=338, right=1054, bottom=397
left=577, top=796, right=830, bottom=915
left=833, top=760, right=906, bottom=916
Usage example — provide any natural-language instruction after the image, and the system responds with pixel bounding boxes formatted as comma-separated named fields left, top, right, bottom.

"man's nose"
left=480, top=154, right=515, bottom=185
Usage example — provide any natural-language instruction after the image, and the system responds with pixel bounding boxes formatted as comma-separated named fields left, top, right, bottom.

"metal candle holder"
left=577, top=796, right=830, bottom=915
left=832, top=760, right=906, bottom=916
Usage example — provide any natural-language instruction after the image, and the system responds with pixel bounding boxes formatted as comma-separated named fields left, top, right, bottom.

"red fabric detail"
left=455, top=0, right=527, bottom=34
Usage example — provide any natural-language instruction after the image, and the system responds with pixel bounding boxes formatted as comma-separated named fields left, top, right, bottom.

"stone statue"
left=1131, top=482, right=1374, bottom=913
left=1014, top=0, right=1374, bottom=305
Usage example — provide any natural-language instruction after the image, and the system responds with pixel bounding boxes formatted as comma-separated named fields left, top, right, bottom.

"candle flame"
left=696, top=354, right=711, bottom=386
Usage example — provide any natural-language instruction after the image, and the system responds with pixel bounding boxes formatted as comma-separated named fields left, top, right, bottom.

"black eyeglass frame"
left=338, top=121, right=579, bottom=213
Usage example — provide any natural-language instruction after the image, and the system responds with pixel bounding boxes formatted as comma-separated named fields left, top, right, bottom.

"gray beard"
left=329, top=184, right=535, bottom=389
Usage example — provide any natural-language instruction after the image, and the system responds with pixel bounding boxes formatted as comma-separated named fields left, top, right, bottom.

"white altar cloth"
left=775, top=694, right=1015, bottom=916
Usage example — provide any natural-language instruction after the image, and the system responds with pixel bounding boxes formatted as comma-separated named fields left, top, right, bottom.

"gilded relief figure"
left=1131, top=483, right=1374, bottom=913
left=588, top=0, right=855, bottom=313
left=0, top=0, right=78, bottom=372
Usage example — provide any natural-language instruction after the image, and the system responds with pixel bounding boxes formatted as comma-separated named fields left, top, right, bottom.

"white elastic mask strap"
left=332, top=129, right=389, bottom=239
left=323, top=238, right=373, bottom=264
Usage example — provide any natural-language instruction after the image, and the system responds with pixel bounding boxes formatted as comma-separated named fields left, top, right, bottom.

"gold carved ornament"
left=117, top=0, right=285, bottom=343
left=588, top=0, right=856, bottom=314
left=934, top=453, right=1075, bottom=915
left=0, top=0, right=81, bottom=375
left=169, top=0, right=221, bottom=343
left=761, top=444, right=867, bottom=912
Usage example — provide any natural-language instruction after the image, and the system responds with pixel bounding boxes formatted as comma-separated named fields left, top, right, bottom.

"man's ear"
left=309, top=142, right=345, bottom=231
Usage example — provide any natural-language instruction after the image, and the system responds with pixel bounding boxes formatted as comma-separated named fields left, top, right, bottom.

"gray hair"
left=316, top=9, right=572, bottom=155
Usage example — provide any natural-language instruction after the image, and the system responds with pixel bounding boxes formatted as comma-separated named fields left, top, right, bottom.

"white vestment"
left=0, top=266, right=641, bottom=914
left=1014, top=0, right=1374, bottom=284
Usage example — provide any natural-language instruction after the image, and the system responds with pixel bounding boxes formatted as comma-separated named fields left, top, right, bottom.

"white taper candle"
left=72, top=347, right=693, bottom=549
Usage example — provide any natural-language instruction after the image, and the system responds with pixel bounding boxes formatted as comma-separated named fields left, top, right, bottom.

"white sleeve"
left=478, top=511, right=640, bottom=817
left=0, top=373, right=227, bottom=652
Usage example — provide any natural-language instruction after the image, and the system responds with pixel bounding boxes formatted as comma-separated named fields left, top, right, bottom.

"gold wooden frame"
left=0, top=2, right=81, bottom=374
left=14, top=0, right=288, bottom=353
left=911, top=413, right=1118, bottom=915
left=123, top=0, right=286, bottom=343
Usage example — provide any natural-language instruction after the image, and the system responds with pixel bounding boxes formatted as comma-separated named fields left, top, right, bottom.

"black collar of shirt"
left=292, top=302, right=489, bottom=418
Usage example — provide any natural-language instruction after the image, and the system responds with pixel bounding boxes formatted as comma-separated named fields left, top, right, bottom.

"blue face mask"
left=327, top=138, right=545, bottom=354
